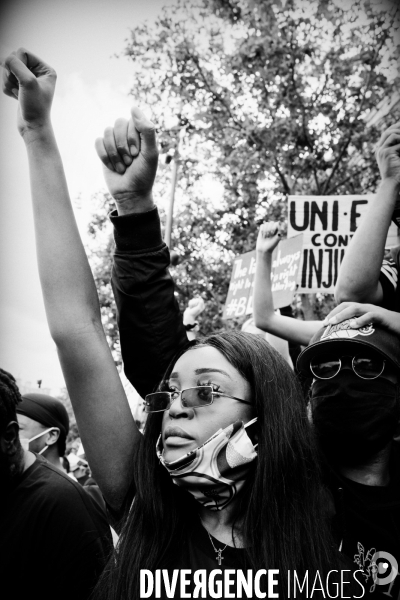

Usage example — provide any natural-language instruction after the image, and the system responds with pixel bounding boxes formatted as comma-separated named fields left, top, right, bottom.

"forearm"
left=24, top=127, right=101, bottom=341
left=253, top=250, right=319, bottom=346
left=253, top=250, right=276, bottom=326
left=335, top=178, right=400, bottom=304
left=111, top=208, right=189, bottom=397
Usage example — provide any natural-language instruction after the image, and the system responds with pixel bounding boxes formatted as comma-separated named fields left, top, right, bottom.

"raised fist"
left=2, top=48, right=56, bottom=137
left=256, top=222, right=281, bottom=254
left=375, top=122, right=400, bottom=184
left=95, top=106, right=159, bottom=214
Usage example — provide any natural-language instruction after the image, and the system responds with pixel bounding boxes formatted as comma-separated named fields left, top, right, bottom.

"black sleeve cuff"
left=379, top=271, right=396, bottom=311
left=109, top=207, right=163, bottom=252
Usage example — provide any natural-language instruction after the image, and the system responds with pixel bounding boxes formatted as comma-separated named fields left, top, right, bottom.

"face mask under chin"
left=311, top=372, right=399, bottom=468
left=157, top=418, right=258, bottom=511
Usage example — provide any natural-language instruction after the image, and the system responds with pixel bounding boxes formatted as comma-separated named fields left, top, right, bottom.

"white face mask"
left=157, top=418, right=258, bottom=511
left=20, top=427, right=55, bottom=454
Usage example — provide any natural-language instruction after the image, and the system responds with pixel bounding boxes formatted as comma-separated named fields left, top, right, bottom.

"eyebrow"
left=169, top=368, right=232, bottom=379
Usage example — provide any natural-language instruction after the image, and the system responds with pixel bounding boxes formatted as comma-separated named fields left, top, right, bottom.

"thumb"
left=130, top=106, right=157, bottom=158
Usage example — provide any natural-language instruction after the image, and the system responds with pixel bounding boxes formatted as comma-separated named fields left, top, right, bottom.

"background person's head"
left=16, top=393, right=69, bottom=466
left=297, top=321, right=400, bottom=468
left=0, top=369, right=24, bottom=489
left=68, top=453, right=90, bottom=484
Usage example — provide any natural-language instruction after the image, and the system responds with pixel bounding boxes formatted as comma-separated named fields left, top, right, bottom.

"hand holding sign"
left=256, top=222, right=282, bottom=255
left=376, top=122, right=400, bottom=185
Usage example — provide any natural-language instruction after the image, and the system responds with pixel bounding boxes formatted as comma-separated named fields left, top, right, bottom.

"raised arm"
left=335, top=123, right=400, bottom=305
left=253, top=222, right=320, bottom=345
left=2, top=49, right=140, bottom=508
left=95, top=114, right=189, bottom=397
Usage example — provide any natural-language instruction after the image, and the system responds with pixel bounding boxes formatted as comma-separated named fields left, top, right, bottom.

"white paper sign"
left=288, top=195, right=398, bottom=292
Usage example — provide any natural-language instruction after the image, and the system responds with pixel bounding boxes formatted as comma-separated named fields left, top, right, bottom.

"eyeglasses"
left=310, top=354, right=385, bottom=381
left=144, top=385, right=252, bottom=413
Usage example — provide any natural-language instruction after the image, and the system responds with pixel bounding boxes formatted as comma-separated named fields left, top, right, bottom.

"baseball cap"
left=297, top=320, right=400, bottom=377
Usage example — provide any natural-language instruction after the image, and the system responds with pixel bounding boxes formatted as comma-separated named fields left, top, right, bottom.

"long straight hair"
left=94, top=331, right=340, bottom=599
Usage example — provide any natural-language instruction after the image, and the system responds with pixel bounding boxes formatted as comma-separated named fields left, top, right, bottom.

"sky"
left=0, top=0, right=177, bottom=392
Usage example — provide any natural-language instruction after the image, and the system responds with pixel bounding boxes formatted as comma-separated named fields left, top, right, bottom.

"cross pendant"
left=216, top=550, right=224, bottom=566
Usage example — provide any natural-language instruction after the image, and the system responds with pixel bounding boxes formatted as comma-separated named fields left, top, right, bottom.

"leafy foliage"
left=87, top=0, right=400, bottom=348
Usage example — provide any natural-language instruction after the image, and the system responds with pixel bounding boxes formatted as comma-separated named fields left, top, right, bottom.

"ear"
left=2, top=421, right=21, bottom=457
left=45, top=428, right=60, bottom=447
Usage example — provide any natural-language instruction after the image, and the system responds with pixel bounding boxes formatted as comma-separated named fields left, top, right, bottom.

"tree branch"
left=274, top=157, right=291, bottom=194
left=322, top=33, right=387, bottom=194
left=326, top=164, right=370, bottom=195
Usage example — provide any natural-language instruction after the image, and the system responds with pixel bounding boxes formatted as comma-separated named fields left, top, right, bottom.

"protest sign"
left=270, top=235, right=303, bottom=308
left=223, top=235, right=303, bottom=319
left=288, top=195, right=399, bottom=293
left=223, top=251, right=256, bottom=319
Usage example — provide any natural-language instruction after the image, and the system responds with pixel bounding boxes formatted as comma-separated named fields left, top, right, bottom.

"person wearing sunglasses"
left=297, top=321, right=400, bottom=598
left=3, top=49, right=351, bottom=599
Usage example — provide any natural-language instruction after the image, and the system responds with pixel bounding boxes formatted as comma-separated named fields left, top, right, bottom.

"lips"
left=164, top=426, right=193, bottom=440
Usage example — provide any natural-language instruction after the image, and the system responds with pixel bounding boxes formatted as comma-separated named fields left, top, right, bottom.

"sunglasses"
left=144, top=385, right=252, bottom=413
left=310, top=354, right=385, bottom=381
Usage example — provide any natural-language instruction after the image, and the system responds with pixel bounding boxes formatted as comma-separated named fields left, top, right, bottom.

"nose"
left=167, top=393, right=195, bottom=419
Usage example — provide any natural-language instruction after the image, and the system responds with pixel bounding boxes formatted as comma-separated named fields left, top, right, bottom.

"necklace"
left=207, top=532, right=228, bottom=566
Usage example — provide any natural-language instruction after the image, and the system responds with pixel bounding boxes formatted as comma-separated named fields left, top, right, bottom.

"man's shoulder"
left=25, top=456, right=99, bottom=511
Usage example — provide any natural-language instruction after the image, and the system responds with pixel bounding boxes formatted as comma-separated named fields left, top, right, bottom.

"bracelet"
left=184, top=321, right=199, bottom=331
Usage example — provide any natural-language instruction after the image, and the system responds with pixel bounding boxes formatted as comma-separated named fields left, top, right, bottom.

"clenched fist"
left=2, top=48, right=56, bottom=138
left=95, top=107, right=159, bottom=215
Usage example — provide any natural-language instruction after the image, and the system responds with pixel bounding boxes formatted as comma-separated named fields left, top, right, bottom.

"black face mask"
left=311, top=371, right=399, bottom=467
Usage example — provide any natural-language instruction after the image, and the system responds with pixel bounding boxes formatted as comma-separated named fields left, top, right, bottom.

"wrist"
left=112, top=192, right=155, bottom=216
left=183, top=321, right=199, bottom=332
left=21, top=121, right=54, bottom=146
left=378, top=177, right=400, bottom=196
left=256, top=248, right=274, bottom=257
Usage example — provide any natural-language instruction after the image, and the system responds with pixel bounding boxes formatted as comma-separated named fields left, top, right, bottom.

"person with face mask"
left=16, top=392, right=69, bottom=471
left=297, top=321, right=400, bottom=600
left=0, top=369, right=112, bottom=600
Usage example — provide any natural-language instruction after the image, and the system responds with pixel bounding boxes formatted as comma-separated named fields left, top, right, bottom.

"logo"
left=321, top=320, right=375, bottom=341
left=370, top=551, right=399, bottom=593
left=354, top=543, right=398, bottom=593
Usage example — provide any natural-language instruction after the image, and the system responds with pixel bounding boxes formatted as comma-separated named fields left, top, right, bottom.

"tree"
left=87, top=0, right=400, bottom=344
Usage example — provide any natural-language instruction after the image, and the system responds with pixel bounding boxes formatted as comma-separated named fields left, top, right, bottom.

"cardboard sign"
left=223, top=235, right=303, bottom=319
left=270, top=235, right=303, bottom=308
left=223, top=251, right=256, bottom=319
left=288, top=195, right=399, bottom=293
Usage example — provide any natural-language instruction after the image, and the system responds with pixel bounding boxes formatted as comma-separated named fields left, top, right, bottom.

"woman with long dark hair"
left=3, top=49, right=347, bottom=599
left=96, top=331, right=342, bottom=599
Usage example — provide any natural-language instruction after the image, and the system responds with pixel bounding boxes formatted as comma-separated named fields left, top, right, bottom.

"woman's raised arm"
left=253, top=222, right=320, bottom=346
left=2, top=49, right=143, bottom=509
